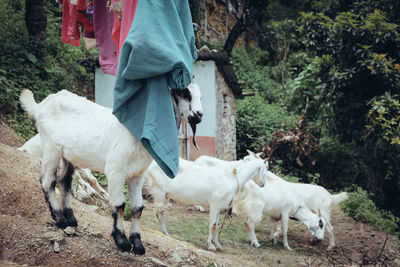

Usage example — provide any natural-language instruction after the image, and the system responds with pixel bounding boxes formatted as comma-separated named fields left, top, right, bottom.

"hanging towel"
left=113, top=0, right=197, bottom=178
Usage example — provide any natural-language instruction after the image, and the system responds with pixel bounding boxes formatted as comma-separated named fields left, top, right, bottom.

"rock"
left=54, top=242, right=60, bottom=253
left=150, top=257, right=169, bottom=267
left=172, top=252, right=182, bottom=263
left=121, top=252, right=135, bottom=260
left=64, top=227, right=76, bottom=236
left=44, top=231, right=65, bottom=243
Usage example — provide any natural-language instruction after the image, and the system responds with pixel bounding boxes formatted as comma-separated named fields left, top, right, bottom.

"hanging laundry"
left=93, top=0, right=118, bottom=76
left=113, top=0, right=197, bottom=178
left=61, top=0, right=94, bottom=46
left=110, top=0, right=138, bottom=57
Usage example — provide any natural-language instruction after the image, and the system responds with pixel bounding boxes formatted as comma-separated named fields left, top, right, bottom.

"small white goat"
left=243, top=151, right=348, bottom=250
left=19, top=85, right=203, bottom=255
left=234, top=170, right=347, bottom=250
left=268, top=175, right=347, bottom=250
left=144, top=157, right=267, bottom=251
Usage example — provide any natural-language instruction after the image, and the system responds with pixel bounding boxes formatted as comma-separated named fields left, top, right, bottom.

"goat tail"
left=331, top=192, right=348, bottom=206
left=20, top=89, right=38, bottom=118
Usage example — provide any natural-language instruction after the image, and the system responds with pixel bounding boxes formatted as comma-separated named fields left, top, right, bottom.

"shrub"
left=236, top=93, right=298, bottom=158
left=342, top=187, right=399, bottom=235
left=232, top=46, right=281, bottom=103
left=0, top=0, right=97, bottom=140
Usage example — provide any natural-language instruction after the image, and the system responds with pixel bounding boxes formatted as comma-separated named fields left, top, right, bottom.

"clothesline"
left=59, top=0, right=138, bottom=76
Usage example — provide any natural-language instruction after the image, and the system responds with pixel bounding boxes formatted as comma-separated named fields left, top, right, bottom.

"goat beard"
left=171, top=94, right=199, bottom=151
left=190, top=122, right=199, bottom=150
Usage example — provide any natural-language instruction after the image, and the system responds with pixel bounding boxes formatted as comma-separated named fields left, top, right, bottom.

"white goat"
left=19, top=85, right=203, bottom=255
left=144, top=157, right=267, bottom=251
left=243, top=151, right=348, bottom=250
left=235, top=171, right=333, bottom=250
left=241, top=150, right=348, bottom=250
left=269, top=176, right=347, bottom=250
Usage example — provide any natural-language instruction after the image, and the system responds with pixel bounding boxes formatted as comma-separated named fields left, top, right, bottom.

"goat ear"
left=256, top=152, right=263, bottom=158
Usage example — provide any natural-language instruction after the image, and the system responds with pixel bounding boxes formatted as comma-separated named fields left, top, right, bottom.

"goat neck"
left=292, top=205, right=315, bottom=227
left=234, top=160, right=262, bottom=188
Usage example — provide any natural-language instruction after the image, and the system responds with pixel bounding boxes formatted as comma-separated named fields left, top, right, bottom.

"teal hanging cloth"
left=113, top=0, right=197, bottom=178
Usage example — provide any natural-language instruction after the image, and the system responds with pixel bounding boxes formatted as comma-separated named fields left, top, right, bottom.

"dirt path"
left=0, top=123, right=399, bottom=266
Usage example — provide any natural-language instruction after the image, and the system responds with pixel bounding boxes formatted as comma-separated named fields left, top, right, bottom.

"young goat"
left=244, top=151, right=347, bottom=250
left=234, top=172, right=328, bottom=250
left=144, top=158, right=267, bottom=251
left=268, top=174, right=347, bottom=250
left=19, top=85, right=203, bottom=255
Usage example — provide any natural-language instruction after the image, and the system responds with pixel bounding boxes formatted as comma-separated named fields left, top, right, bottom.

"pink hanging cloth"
left=110, top=0, right=138, bottom=57
left=93, top=0, right=118, bottom=75
left=61, top=0, right=80, bottom=46
left=61, top=0, right=95, bottom=46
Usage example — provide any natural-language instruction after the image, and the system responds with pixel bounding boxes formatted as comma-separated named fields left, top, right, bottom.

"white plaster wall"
left=191, top=61, right=216, bottom=137
left=95, top=68, right=116, bottom=109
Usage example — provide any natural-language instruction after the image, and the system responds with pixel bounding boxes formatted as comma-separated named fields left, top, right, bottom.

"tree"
left=223, top=0, right=270, bottom=55
left=25, top=0, right=47, bottom=58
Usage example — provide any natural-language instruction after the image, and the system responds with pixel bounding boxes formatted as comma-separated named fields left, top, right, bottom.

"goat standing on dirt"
left=144, top=157, right=267, bottom=251
left=234, top=173, right=326, bottom=250
left=243, top=151, right=347, bottom=250
left=19, top=86, right=202, bottom=255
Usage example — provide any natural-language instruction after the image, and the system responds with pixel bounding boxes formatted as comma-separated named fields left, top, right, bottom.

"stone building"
left=94, top=48, right=243, bottom=161
left=182, top=48, right=242, bottom=161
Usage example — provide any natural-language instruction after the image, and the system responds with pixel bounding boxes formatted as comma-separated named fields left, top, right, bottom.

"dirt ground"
left=0, top=121, right=399, bottom=266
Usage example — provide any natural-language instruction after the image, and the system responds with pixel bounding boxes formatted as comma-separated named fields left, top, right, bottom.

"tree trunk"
left=25, top=0, right=47, bottom=58
left=223, top=15, right=245, bottom=55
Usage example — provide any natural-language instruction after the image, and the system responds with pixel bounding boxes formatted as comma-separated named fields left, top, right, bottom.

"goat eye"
left=319, top=219, right=323, bottom=228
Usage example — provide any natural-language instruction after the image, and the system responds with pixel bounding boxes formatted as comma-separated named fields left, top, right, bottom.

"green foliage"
left=366, top=93, right=400, bottom=146
left=92, top=172, right=108, bottom=187
left=314, top=137, right=364, bottom=188
left=297, top=6, right=400, bottom=140
left=287, top=55, right=332, bottom=126
left=6, top=113, right=37, bottom=141
left=236, top=94, right=298, bottom=158
left=0, top=0, right=97, bottom=140
left=342, top=187, right=400, bottom=234
left=232, top=46, right=281, bottom=103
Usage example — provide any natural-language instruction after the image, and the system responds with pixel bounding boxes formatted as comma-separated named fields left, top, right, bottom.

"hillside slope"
left=0, top=122, right=399, bottom=266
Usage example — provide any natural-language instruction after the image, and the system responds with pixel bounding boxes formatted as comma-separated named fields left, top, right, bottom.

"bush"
left=232, top=46, right=281, bottom=103
left=342, top=187, right=399, bottom=235
left=0, top=0, right=97, bottom=140
left=314, top=137, right=364, bottom=189
left=236, top=94, right=298, bottom=158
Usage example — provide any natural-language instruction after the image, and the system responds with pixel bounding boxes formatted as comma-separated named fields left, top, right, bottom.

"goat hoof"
left=52, top=209, right=68, bottom=228
left=63, top=208, right=78, bottom=227
left=112, top=230, right=131, bottom=252
left=55, top=219, right=68, bottom=229
left=133, top=245, right=146, bottom=255
left=119, top=242, right=132, bottom=252
left=130, top=233, right=146, bottom=255
left=116, top=238, right=132, bottom=252
left=54, top=215, right=68, bottom=229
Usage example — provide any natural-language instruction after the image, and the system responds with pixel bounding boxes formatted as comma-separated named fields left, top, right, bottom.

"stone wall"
left=215, top=70, right=236, bottom=160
